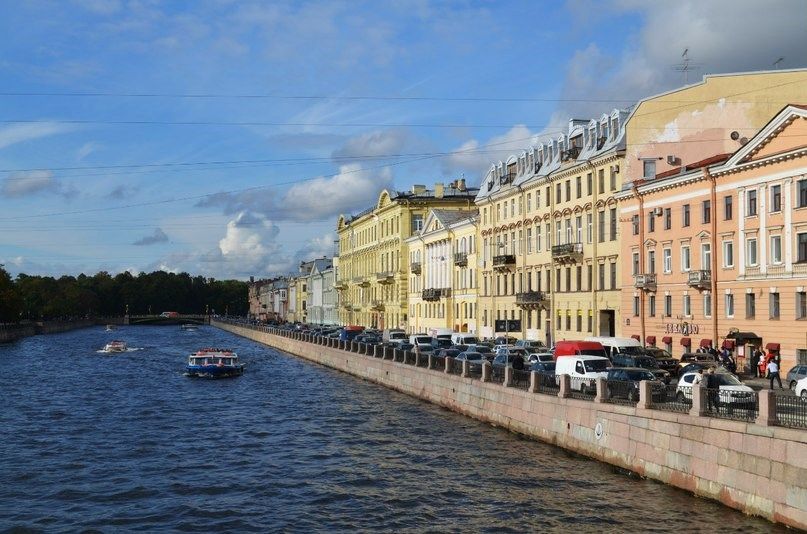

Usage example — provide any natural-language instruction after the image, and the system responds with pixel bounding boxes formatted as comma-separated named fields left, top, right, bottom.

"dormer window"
left=588, top=127, right=596, bottom=147
left=642, top=159, right=656, bottom=179
left=610, top=117, right=618, bottom=140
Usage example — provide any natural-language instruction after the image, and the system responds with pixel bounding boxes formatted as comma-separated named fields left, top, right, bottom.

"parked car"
left=786, top=365, right=807, bottom=390
left=455, top=351, right=485, bottom=362
left=606, top=367, right=665, bottom=402
left=398, top=342, right=414, bottom=351
left=431, top=337, right=453, bottom=350
left=676, top=371, right=756, bottom=406
left=611, top=353, right=671, bottom=383
left=451, top=333, right=480, bottom=346
left=493, top=336, right=517, bottom=345
left=585, top=336, right=645, bottom=361
left=527, top=352, right=554, bottom=365
left=679, top=361, right=720, bottom=377
left=492, top=353, right=527, bottom=368
left=555, top=355, right=610, bottom=394
left=678, top=352, right=717, bottom=370
left=644, top=347, right=680, bottom=377
left=554, top=340, right=608, bottom=359
left=382, top=329, right=407, bottom=346
left=795, top=377, right=807, bottom=401
left=530, top=361, right=556, bottom=373
left=514, top=339, right=547, bottom=351
left=436, top=348, right=461, bottom=359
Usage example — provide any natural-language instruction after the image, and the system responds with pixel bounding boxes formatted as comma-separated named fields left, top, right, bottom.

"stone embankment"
left=215, top=320, right=807, bottom=530
left=0, top=319, right=96, bottom=343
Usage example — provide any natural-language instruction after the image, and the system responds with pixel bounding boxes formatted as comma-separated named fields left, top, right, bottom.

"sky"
left=0, top=0, right=805, bottom=280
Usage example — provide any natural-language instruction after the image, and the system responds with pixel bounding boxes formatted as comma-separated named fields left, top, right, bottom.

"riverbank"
left=214, top=320, right=807, bottom=530
left=0, top=319, right=96, bottom=343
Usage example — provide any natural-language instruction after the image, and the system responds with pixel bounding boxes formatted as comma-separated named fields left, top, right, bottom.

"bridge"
left=124, top=314, right=210, bottom=325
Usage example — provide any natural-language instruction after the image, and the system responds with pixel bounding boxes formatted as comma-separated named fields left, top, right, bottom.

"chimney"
left=411, top=184, right=426, bottom=195
left=458, top=178, right=466, bottom=191
left=434, top=182, right=444, bottom=199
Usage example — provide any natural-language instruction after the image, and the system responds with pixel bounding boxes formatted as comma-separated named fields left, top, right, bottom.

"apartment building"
left=335, top=181, right=478, bottom=329
left=306, top=258, right=338, bottom=326
left=406, top=209, right=479, bottom=335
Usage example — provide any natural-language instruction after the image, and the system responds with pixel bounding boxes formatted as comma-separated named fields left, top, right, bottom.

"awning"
left=721, top=339, right=736, bottom=350
left=662, top=336, right=672, bottom=344
left=766, top=342, right=781, bottom=351
left=646, top=335, right=657, bottom=345
left=700, top=338, right=713, bottom=348
left=680, top=337, right=692, bottom=346
left=726, top=331, right=761, bottom=342
left=631, top=334, right=640, bottom=341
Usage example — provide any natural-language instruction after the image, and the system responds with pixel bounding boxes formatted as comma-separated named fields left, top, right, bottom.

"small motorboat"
left=185, top=348, right=244, bottom=378
left=105, top=324, right=116, bottom=332
left=180, top=324, right=198, bottom=331
left=103, top=340, right=127, bottom=353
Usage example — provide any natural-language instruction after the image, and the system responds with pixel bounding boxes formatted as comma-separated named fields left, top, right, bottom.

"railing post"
left=594, top=377, right=608, bottom=403
left=482, top=361, right=492, bottom=382
left=445, top=356, right=453, bottom=373
left=755, top=390, right=778, bottom=426
left=638, top=380, right=653, bottom=409
left=504, top=366, right=513, bottom=387
left=427, top=354, right=435, bottom=369
left=690, top=384, right=707, bottom=417
left=558, top=374, right=571, bottom=398
left=461, top=360, right=469, bottom=378
left=393, top=349, right=401, bottom=362
left=529, top=371, right=539, bottom=393
left=374, top=345, right=381, bottom=358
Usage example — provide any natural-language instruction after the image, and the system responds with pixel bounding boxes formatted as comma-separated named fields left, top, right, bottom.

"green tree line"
left=0, top=267, right=248, bottom=322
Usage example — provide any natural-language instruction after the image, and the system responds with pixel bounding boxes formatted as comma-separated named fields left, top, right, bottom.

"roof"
left=655, top=153, right=732, bottom=179
left=431, top=209, right=476, bottom=227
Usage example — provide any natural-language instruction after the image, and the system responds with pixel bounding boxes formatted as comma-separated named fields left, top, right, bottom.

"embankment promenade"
left=0, top=319, right=96, bottom=343
left=215, top=319, right=807, bottom=530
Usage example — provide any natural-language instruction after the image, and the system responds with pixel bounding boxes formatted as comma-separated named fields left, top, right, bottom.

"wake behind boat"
left=180, top=324, right=198, bottom=331
left=102, top=340, right=127, bottom=353
left=185, top=348, right=244, bottom=378
left=105, top=324, right=116, bottom=332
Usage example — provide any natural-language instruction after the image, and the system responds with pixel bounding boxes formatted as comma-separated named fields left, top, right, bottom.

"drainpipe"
left=706, top=168, right=719, bottom=347
left=633, top=183, right=646, bottom=344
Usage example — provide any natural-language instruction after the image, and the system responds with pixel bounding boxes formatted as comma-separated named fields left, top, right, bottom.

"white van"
left=584, top=336, right=644, bottom=360
left=383, top=329, right=407, bottom=346
left=410, top=334, right=433, bottom=352
left=555, top=355, right=610, bottom=394
left=451, top=333, right=479, bottom=346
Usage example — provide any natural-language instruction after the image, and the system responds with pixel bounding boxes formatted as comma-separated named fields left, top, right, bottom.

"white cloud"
left=76, top=141, right=101, bottom=160
left=332, top=128, right=412, bottom=161
left=0, top=170, right=75, bottom=198
left=0, top=122, right=73, bottom=151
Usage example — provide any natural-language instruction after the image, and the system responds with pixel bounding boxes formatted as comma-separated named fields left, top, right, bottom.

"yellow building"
left=475, top=112, right=628, bottom=343
left=406, top=209, right=479, bottom=335
left=335, top=181, right=478, bottom=329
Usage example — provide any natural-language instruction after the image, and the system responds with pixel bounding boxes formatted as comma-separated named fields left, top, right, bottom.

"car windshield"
left=414, top=337, right=431, bottom=344
left=465, top=353, right=483, bottom=361
left=634, top=357, right=660, bottom=369
left=584, top=359, right=609, bottom=372
left=617, top=346, right=646, bottom=355
left=475, top=346, right=492, bottom=353
left=626, top=370, right=656, bottom=381
left=717, top=374, right=742, bottom=386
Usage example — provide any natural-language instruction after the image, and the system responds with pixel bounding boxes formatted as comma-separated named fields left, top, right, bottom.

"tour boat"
left=185, top=348, right=244, bottom=378
left=103, top=340, right=127, bottom=353
left=180, top=324, right=198, bottom=331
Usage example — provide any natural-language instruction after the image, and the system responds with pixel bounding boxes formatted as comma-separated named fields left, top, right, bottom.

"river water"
left=0, top=325, right=784, bottom=532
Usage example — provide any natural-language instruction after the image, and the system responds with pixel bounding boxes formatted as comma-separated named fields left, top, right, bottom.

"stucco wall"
left=215, top=320, right=807, bottom=530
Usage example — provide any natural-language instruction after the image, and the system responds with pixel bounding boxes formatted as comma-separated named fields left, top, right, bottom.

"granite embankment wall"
left=0, top=319, right=96, bottom=343
left=215, top=321, right=807, bottom=530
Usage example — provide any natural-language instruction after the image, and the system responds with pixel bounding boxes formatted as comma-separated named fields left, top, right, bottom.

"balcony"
left=493, top=254, right=516, bottom=271
left=340, top=301, right=352, bottom=310
left=370, top=300, right=384, bottom=311
left=352, top=276, right=370, bottom=287
left=410, top=262, right=422, bottom=274
left=375, top=271, right=395, bottom=284
left=422, top=288, right=440, bottom=301
left=334, top=280, right=348, bottom=290
left=454, top=252, right=468, bottom=267
left=551, top=242, right=583, bottom=263
left=634, top=273, right=657, bottom=291
left=687, top=270, right=711, bottom=289
left=439, top=288, right=451, bottom=298
left=515, top=291, right=549, bottom=309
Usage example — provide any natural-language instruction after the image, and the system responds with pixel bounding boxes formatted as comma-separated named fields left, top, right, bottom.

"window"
left=664, top=295, right=672, bottom=317
left=701, top=243, right=711, bottom=270
left=610, top=166, right=617, bottom=191
left=576, top=313, right=582, bottom=332
left=747, top=189, right=757, bottom=216
left=725, top=294, right=735, bottom=317
left=610, top=262, right=617, bottom=290
left=598, top=169, right=605, bottom=193
left=545, top=186, right=550, bottom=207
left=642, top=159, right=656, bottom=179
left=587, top=313, right=593, bottom=332
left=598, top=264, right=605, bottom=290
left=724, top=195, right=733, bottom=220
left=565, top=180, right=571, bottom=202
left=576, top=216, right=583, bottom=243
left=663, top=248, right=672, bottom=273
left=648, top=250, right=656, bottom=274
left=555, top=268, right=561, bottom=292
left=632, top=252, right=640, bottom=276
left=771, top=184, right=782, bottom=212
left=632, top=214, right=639, bottom=235
left=586, top=173, right=592, bottom=195
left=746, top=293, right=755, bottom=319
left=799, top=233, right=807, bottom=263
left=575, top=176, right=582, bottom=198
left=587, top=265, right=592, bottom=290
left=682, top=204, right=690, bottom=227
left=576, top=266, right=582, bottom=290
left=566, top=314, right=571, bottom=331
left=771, top=235, right=782, bottom=264
left=649, top=295, right=656, bottom=317
left=412, top=215, right=424, bottom=232
left=586, top=214, right=593, bottom=243
left=526, top=228, right=532, bottom=253
left=526, top=193, right=532, bottom=213
left=664, top=208, right=671, bottom=230
left=633, top=296, right=640, bottom=317
left=702, top=200, right=711, bottom=224
left=683, top=294, right=691, bottom=316
left=798, top=291, right=807, bottom=320
left=747, top=238, right=758, bottom=266
left=681, top=245, right=691, bottom=271
left=722, top=241, right=734, bottom=268
left=565, top=267, right=571, bottom=292
left=648, top=211, right=655, bottom=232
left=536, top=226, right=542, bottom=251
left=610, top=208, right=617, bottom=241
left=556, top=183, right=561, bottom=203
left=770, top=292, right=780, bottom=319
left=800, top=180, right=807, bottom=208
left=598, top=212, right=605, bottom=243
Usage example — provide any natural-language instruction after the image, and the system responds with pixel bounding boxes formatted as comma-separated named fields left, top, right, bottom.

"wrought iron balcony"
left=687, top=270, right=711, bottom=289
left=515, top=291, right=549, bottom=309
left=370, top=300, right=384, bottom=311
left=551, top=242, right=583, bottom=263
left=334, top=280, right=348, bottom=290
left=493, top=254, right=516, bottom=271
left=375, top=271, right=395, bottom=284
left=454, top=252, right=468, bottom=267
left=634, top=273, right=657, bottom=291
left=422, top=288, right=440, bottom=301
left=352, top=276, right=370, bottom=287
left=340, top=301, right=352, bottom=309
left=410, top=262, right=422, bottom=274
left=439, top=288, right=451, bottom=298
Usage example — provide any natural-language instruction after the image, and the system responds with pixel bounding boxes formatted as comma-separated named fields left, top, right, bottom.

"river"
left=0, top=325, right=784, bottom=532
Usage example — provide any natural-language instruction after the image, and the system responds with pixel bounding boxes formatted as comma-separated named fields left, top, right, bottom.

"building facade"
left=406, top=209, right=479, bottom=335
left=335, top=182, right=478, bottom=329
left=306, top=258, right=338, bottom=326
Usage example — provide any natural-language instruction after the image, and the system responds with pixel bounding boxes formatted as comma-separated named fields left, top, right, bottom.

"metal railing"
left=568, top=376, right=596, bottom=400
left=650, top=385, right=692, bottom=413
left=705, top=388, right=758, bottom=422
left=430, top=355, right=445, bottom=370
left=512, top=369, right=531, bottom=390
left=774, top=395, right=807, bottom=429
left=490, top=366, right=506, bottom=385
left=449, top=358, right=463, bottom=375
left=536, top=372, right=559, bottom=395
left=403, top=351, right=416, bottom=365
left=604, top=379, right=639, bottom=406
left=416, top=354, right=430, bottom=367
left=467, top=362, right=483, bottom=380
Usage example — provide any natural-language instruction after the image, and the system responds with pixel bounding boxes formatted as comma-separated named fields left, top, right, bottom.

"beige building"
left=406, top=209, right=479, bottom=335
left=335, top=182, right=478, bottom=329
left=475, top=112, right=628, bottom=343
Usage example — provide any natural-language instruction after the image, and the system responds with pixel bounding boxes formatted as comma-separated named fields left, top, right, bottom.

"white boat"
left=102, top=340, right=127, bottom=353
left=180, top=324, right=198, bottom=331
left=185, top=348, right=244, bottom=378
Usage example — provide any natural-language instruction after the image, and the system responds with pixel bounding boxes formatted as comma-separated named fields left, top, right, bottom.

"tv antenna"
left=672, top=48, right=702, bottom=84
left=773, top=57, right=785, bottom=69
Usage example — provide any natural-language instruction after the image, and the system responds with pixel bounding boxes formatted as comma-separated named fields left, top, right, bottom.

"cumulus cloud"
left=332, top=128, right=412, bottom=161
left=132, top=228, right=169, bottom=246
left=0, top=122, right=73, bottom=151
left=1, top=170, right=76, bottom=198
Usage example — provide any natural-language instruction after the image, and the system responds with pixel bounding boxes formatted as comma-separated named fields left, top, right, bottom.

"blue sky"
left=1, top=0, right=805, bottom=279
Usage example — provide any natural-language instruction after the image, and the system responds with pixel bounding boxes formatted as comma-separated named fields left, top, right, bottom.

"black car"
left=436, top=348, right=461, bottom=358
left=644, top=347, right=679, bottom=377
left=679, top=361, right=719, bottom=376
left=606, top=367, right=665, bottom=402
left=494, top=336, right=517, bottom=345
left=611, top=353, right=671, bottom=384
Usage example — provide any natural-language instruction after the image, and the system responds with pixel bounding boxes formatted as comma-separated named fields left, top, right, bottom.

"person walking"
left=767, top=359, right=783, bottom=389
left=704, top=367, right=719, bottom=411
left=750, top=347, right=760, bottom=378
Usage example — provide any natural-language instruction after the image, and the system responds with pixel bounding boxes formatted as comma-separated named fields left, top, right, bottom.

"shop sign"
left=664, top=321, right=699, bottom=335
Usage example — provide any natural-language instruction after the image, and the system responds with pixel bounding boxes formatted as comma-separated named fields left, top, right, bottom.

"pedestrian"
left=692, top=368, right=704, bottom=385
left=705, top=367, right=719, bottom=411
left=750, top=347, right=760, bottom=378
left=512, top=353, right=524, bottom=371
left=758, top=349, right=768, bottom=378
left=767, top=358, right=783, bottom=389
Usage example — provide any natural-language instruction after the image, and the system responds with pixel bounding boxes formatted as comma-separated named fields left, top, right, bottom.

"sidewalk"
left=741, top=375, right=794, bottom=395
